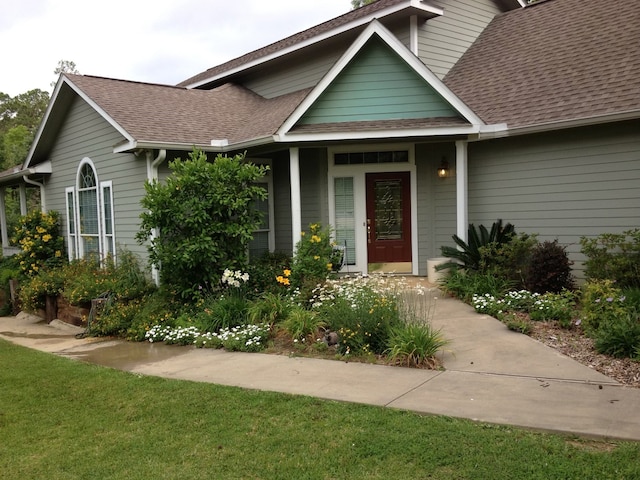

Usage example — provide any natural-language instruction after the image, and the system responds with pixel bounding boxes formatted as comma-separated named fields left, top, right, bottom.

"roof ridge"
left=177, top=0, right=412, bottom=88
left=67, top=74, right=188, bottom=91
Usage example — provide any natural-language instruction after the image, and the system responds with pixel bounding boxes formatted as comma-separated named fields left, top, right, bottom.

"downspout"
left=146, top=149, right=166, bottom=182
left=23, top=175, right=46, bottom=212
left=146, top=149, right=166, bottom=285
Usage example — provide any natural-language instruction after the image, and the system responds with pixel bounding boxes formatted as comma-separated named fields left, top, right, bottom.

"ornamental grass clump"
left=385, top=323, right=449, bottom=368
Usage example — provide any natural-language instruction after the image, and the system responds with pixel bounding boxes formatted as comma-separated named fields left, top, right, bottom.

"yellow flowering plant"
left=290, top=223, right=342, bottom=301
left=13, top=210, right=65, bottom=276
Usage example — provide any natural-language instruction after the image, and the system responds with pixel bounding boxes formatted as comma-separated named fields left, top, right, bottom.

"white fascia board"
left=277, top=125, right=482, bottom=143
left=25, top=75, right=136, bottom=168
left=23, top=76, right=65, bottom=168
left=118, top=136, right=276, bottom=154
left=184, top=0, right=443, bottom=90
left=278, top=20, right=485, bottom=136
left=0, top=160, right=52, bottom=186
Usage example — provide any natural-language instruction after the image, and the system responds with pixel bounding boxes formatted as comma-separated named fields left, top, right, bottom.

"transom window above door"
left=334, top=150, right=409, bottom=165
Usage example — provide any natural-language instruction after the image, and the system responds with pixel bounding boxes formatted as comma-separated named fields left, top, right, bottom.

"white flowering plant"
left=312, top=274, right=437, bottom=356
left=146, top=322, right=270, bottom=352
left=473, top=289, right=577, bottom=328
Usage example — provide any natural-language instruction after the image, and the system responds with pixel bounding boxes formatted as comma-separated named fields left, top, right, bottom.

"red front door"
left=365, top=172, right=412, bottom=264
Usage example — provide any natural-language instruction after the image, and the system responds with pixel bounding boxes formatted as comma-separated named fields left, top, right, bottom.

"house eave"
left=182, top=0, right=443, bottom=90
left=478, top=111, right=640, bottom=139
left=277, top=124, right=500, bottom=143
left=114, top=136, right=277, bottom=154
left=0, top=160, right=52, bottom=187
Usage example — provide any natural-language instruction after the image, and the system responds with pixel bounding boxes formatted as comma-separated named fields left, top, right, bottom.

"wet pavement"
left=2, top=300, right=640, bottom=442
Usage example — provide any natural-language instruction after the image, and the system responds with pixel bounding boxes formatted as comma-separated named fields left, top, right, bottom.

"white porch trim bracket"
left=289, top=148, right=303, bottom=252
left=455, top=140, right=469, bottom=242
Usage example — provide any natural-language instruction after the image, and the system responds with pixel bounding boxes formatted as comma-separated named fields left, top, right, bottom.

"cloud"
left=0, top=0, right=351, bottom=97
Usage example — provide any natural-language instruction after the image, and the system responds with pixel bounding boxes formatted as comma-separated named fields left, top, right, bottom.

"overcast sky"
left=1, top=0, right=353, bottom=97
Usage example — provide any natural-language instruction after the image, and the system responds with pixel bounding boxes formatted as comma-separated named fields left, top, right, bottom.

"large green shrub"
left=580, top=229, right=640, bottom=288
left=479, top=232, right=537, bottom=287
left=579, top=280, right=627, bottom=334
left=137, top=148, right=268, bottom=300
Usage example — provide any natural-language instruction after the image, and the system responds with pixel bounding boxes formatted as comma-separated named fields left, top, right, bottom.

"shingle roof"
left=444, top=0, right=640, bottom=128
left=178, top=0, right=432, bottom=88
left=66, top=75, right=310, bottom=146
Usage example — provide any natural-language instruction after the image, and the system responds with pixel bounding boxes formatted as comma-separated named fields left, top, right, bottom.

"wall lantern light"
left=437, top=158, right=450, bottom=178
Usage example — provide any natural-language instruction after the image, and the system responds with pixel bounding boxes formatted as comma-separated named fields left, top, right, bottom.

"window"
left=66, top=159, right=116, bottom=262
left=248, top=161, right=274, bottom=260
left=334, top=177, right=356, bottom=265
left=334, top=150, right=409, bottom=165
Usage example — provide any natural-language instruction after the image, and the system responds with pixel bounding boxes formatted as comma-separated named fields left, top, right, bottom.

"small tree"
left=137, top=149, right=268, bottom=299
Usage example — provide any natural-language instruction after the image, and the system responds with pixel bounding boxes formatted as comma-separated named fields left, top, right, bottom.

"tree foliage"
left=351, top=0, right=377, bottom=9
left=137, top=148, right=268, bottom=299
left=51, top=59, right=80, bottom=89
left=0, top=89, right=49, bottom=169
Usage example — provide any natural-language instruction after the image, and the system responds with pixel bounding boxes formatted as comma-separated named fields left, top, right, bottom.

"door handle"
left=367, top=218, right=372, bottom=243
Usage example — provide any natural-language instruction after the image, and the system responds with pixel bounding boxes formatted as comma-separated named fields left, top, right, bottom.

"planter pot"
left=427, top=257, right=450, bottom=284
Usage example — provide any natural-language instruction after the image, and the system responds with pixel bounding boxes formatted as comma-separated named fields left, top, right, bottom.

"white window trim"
left=66, top=157, right=116, bottom=263
left=100, top=180, right=116, bottom=262
left=64, top=186, right=77, bottom=262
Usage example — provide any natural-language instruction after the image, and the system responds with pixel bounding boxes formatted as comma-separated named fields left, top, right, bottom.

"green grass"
left=1, top=339, right=639, bottom=479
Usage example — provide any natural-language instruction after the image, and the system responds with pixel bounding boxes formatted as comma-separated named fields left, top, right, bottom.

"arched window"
left=65, top=158, right=115, bottom=261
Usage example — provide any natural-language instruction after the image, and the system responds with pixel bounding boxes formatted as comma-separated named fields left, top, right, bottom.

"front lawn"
left=1, top=339, right=639, bottom=479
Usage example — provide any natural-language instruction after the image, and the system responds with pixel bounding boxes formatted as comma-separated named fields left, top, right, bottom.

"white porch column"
left=0, top=188, right=8, bottom=251
left=455, top=140, right=469, bottom=242
left=19, top=185, right=27, bottom=215
left=289, top=147, right=302, bottom=251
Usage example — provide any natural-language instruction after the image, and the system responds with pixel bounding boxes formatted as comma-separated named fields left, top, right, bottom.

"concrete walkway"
left=2, top=292, right=640, bottom=442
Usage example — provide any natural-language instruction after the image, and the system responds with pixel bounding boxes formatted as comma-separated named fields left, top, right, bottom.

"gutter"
left=478, top=111, right=640, bottom=140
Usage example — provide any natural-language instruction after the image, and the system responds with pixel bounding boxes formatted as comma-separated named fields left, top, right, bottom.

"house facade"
left=4, top=0, right=639, bottom=280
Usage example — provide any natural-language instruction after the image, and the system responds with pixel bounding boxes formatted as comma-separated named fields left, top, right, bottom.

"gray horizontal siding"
left=419, top=0, right=502, bottom=78
left=300, top=148, right=329, bottom=229
left=416, top=142, right=457, bottom=275
left=243, top=47, right=344, bottom=99
left=467, top=120, right=640, bottom=278
left=44, top=96, right=149, bottom=262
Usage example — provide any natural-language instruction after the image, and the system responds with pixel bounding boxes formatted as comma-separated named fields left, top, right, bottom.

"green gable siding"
left=299, top=36, right=459, bottom=125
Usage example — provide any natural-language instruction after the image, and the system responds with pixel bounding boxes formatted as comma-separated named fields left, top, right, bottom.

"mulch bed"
left=528, top=321, right=640, bottom=388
